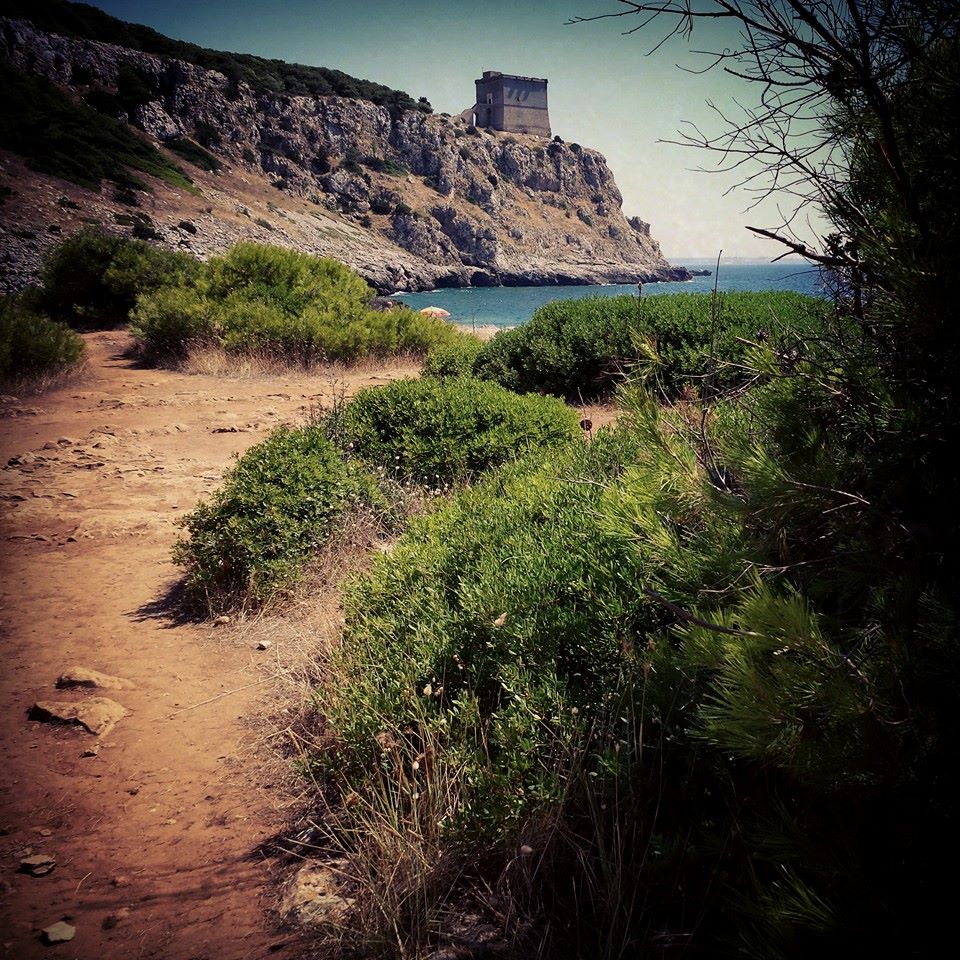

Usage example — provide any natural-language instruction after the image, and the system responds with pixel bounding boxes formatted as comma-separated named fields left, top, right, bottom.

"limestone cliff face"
left=1, top=17, right=688, bottom=291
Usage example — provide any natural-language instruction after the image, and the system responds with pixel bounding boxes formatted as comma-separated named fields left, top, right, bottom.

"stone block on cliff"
left=135, top=101, right=182, bottom=141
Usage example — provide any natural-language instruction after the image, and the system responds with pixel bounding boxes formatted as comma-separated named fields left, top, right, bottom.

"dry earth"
left=0, top=332, right=420, bottom=959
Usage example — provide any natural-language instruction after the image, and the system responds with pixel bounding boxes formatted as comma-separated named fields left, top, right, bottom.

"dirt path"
left=0, top=332, right=418, bottom=959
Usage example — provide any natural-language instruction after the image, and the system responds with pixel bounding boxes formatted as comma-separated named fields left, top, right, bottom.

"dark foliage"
left=474, top=291, right=826, bottom=400
left=0, top=296, right=85, bottom=384
left=0, top=62, right=195, bottom=193
left=25, top=227, right=198, bottom=329
left=166, top=138, right=222, bottom=173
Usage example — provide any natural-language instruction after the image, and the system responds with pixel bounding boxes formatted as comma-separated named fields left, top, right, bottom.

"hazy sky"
left=83, top=0, right=827, bottom=258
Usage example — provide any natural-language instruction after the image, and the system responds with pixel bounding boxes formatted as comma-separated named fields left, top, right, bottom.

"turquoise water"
left=393, top=260, right=826, bottom=328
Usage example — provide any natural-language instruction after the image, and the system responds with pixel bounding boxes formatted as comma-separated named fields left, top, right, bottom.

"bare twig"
left=167, top=674, right=281, bottom=718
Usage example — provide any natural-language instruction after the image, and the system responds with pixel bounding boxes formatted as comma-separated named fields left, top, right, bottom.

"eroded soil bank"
left=0, top=332, right=417, bottom=959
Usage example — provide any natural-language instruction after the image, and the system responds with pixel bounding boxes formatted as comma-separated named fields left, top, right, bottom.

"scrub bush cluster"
left=131, top=242, right=469, bottom=364
left=472, top=291, right=826, bottom=399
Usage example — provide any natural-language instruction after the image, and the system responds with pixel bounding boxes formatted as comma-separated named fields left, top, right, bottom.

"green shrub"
left=0, top=297, right=85, bottom=387
left=474, top=296, right=635, bottom=399
left=474, top=291, right=826, bottom=399
left=166, top=137, right=222, bottom=173
left=319, top=427, right=663, bottom=839
left=130, top=220, right=161, bottom=241
left=26, top=228, right=198, bottom=329
left=422, top=335, right=484, bottom=378
left=363, top=156, right=407, bottom=177
left=112, top=185, right=140, bottom=207
left=173, top=425, right=387, bottom=613
left=131, top=242, right=465, bottom=364
left=340, top=376, right=579, bottom=485
left=128, top=284, right=218, bottom=357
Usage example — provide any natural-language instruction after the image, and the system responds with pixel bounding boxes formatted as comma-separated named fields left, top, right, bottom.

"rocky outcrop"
left=0, top=16, right=689, bottom=291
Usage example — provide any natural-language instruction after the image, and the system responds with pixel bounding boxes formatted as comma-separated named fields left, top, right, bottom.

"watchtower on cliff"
left=473, top=71, right=551, bottom=138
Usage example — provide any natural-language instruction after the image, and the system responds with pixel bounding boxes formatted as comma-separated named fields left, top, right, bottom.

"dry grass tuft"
left=235, top=508, right=404, bottom=809
left=177, top=344, right=424, bottom=381
left=0, top=358, right=91, bottom=397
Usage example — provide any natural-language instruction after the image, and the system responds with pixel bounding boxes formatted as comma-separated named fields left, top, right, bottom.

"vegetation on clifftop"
left=1, top=0, right=431, bottom=116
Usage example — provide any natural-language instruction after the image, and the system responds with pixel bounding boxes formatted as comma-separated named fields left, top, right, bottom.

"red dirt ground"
left=0, top=332, right=418, bottom=959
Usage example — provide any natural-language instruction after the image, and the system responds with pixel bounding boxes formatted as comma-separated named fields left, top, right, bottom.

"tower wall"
left=474, top=71, right=551, bottom=138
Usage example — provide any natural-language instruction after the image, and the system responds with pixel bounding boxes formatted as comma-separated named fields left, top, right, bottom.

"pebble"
left=41, top=921, right=75, bottom=944
left=19, top=854, right=56, bottom=877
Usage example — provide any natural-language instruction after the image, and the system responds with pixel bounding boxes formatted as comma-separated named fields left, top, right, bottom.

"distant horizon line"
left=666, top=254, right=813, bottom=264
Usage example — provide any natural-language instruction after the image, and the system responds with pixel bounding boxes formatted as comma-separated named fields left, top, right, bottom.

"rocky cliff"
left=0, top=16, right=689, bottom=292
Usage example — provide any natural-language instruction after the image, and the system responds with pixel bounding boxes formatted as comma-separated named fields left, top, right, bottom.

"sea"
left=393, top=259, right=827, bottom=329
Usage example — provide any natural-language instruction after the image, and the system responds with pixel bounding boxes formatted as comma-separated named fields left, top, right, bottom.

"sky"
left=82, top=0, right=828, bottom=259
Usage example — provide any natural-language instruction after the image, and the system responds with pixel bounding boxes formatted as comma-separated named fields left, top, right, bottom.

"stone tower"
left=473, top=71, right=550, bottom=138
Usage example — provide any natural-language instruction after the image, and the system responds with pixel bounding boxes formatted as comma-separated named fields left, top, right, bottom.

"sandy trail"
left=0, top=332, right=417, bottom=959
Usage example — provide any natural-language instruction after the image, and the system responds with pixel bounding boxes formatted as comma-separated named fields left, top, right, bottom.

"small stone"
left=19, top=854, right=55, bottom=876
left=30, top=697, right=128, bottom=736
left=81, top=744, right=100, bottom=758
left=110, top=875, right=129, bottom=887
left=280, top=863, right=354, bottom=927
left=212, top=615, right=230, bottom=626
left=41, top=921, right=75, bottom=944
left=56, top=666, right=135, bottom=691
left=256, top=640, right=273, bottom=651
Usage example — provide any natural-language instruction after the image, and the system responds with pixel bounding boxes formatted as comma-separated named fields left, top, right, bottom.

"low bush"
left=339, top=377, right=580, bottom=484
left=131, top=242, right=466, bottom=364
left=474, top=291, right=826, bottom=399
left=474, top=296, right=635, bottom=399
left=422, top=335, right=484, bottom=378
left=26, top=227, right=198, bottom=329
left=315, top=427, right=680, bottom=953
left=0, top=297, right=85, bottom=388
left=173, top=425, right=389, bottom=613
left=166, top=137, right=222, bottom=173
left=322, top=427, right=652, bottom=806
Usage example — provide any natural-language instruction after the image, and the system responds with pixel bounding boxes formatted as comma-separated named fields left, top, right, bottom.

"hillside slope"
left=0, top=12, right=688, bottom=292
